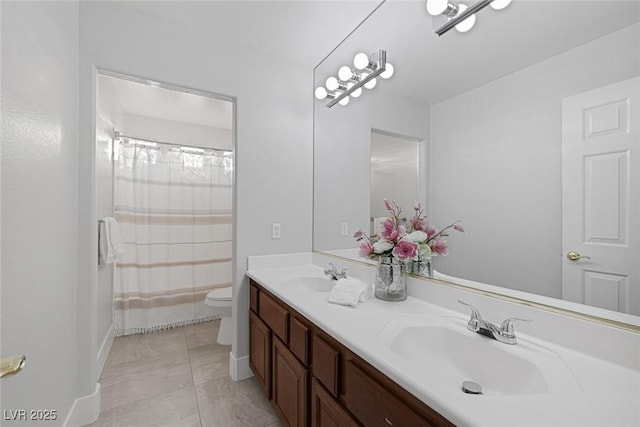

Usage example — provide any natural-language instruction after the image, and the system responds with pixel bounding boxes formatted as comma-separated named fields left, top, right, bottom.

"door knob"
left=1, top=354, right=26, bottom=379
left=566, top=251, right=591, bottom=262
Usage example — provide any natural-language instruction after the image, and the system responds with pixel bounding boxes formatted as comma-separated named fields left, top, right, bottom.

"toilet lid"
left=206, top=287, right=232, bottom=302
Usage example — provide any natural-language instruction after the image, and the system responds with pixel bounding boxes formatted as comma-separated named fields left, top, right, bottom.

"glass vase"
left=375, top=257, right=408, bottom=301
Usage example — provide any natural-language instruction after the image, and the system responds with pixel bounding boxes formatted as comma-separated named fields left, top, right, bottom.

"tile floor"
left=89, top=320, right=282, bottom=427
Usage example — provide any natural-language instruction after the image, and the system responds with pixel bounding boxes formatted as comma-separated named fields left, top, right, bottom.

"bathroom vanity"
left=246, top=253, right=640, bottom=427
left=249, top=278, right=453, bottom=426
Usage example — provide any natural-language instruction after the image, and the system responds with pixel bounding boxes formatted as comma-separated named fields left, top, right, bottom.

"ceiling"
left=101, top=1, right=383, bottom=128
left=118, top=0, right=383, bottom=69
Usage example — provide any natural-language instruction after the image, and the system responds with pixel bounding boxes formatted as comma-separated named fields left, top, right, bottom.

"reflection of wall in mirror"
left=314, top=89, right=429, bottom=251
left=370, top=131, right=420, bottom=226
left=429, top=23, right=639, bottom=299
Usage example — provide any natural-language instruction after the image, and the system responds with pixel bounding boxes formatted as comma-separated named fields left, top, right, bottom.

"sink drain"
left=462, top=380, right=483, bottom=395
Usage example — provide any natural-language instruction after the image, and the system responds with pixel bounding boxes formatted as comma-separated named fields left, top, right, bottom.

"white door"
left=562, top=77, right=639, bottom=315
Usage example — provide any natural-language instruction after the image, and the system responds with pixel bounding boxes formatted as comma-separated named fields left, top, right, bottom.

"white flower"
left=406, top=230, right=428, bottom=242
left=372, top=239, right=394, bottom=254
left=418, top=243, right=433, bottom=260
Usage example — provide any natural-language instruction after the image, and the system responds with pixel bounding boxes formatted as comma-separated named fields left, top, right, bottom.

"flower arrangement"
left=354, top=199, right=464, bottom=261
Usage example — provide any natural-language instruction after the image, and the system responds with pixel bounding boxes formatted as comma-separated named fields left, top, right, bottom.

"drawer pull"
left=385, top=417, right=393, bottom=425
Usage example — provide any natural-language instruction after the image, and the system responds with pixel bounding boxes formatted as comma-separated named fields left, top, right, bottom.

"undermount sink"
left=377, top=315, right=580, bottom=397
left=280, top=276, right=336, bottom=293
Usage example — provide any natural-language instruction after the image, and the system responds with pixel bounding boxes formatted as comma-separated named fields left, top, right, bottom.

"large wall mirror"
left=313, top=0, right=640, bottom=327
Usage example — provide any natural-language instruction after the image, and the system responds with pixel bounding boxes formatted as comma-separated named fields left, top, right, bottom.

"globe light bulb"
left=490, top=0, right=512, bottom=10
left=380, top=63, right=394, bottom=79
left=351, top=87, right=363, bottom=98
left=364, top=78, right=377, bottom=90
left=353, top=52, right=370, bottom=70
left=426, top=0, right=448, bottom=16
left=339, top=96, right=350, bottom=106
left=325, top=76, right=339, bottom=91
left=454, top=4, right=476, bottom=33
left=314, top=86, right=328, bottom=100
left=338, top=66, right=353, bottom=82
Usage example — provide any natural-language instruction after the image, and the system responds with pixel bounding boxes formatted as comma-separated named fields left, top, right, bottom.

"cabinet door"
left=311, top=379, right=359, bottom=427
left=250, top=311, right=271, bottom=399
left=273, top=337, right=308, bottom=427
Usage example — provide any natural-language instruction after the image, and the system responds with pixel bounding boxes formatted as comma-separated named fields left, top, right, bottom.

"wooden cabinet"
left=249, top=310, right=271, bottom=399
left=311, top=379, right=359, bottom=427
left=248, top=279, right=453, bottom=427
left=273, top=337, right=308, bottom=427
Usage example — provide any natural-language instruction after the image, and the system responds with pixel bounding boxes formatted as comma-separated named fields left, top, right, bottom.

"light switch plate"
left=272, top=223, right=281, bottom=239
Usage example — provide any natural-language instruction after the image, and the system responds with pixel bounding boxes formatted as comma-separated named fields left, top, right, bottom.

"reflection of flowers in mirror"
left=354, top=199, right=464, bottom=261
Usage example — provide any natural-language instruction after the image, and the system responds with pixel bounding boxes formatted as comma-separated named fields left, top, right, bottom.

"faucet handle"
left=458, top=300, right=482, bottom=332
left=499, top=318, right=532, bottom=337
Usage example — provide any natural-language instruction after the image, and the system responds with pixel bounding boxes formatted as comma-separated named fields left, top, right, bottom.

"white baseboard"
left=229, top=352, right=253, bottom=381
left=97, top=323, right=114, bottom=377
left=63, top=383, right=100, bottom=427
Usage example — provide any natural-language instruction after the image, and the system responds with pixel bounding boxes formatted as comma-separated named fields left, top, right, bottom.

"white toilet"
left=204, top=287, right=232, bottom=345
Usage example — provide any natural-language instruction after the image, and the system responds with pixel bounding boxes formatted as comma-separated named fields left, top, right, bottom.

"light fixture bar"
left=326, top=49, right=386, bottom=108
left=434, top=0, right=493, bottom=36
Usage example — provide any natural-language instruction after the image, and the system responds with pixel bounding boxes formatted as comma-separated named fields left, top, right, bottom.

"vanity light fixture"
left=426, top=0, right=512, bottom=36
left=314, top=49, right=394, bottom=108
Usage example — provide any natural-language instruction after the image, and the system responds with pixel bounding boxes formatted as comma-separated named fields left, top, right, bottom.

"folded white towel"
left=328, top=277, right=372, bottom=307
left=99, top=217, right=125, bottom=264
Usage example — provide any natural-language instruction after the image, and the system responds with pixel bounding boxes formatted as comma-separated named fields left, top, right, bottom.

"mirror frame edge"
left=313, top=251, right=640, bottom=334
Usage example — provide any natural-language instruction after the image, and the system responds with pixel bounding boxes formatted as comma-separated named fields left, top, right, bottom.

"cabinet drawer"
left=345, top=360, right=429, bottom=427
left=250, top=281, right=260, bottom=313
left=259, top=291, right=289, bottom=343
left=312, top=334, right=340, bottom=397
left=290, top=316, right=310, bottom=365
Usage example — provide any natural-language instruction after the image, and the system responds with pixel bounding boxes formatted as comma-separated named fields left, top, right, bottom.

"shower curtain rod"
left=114, top=130, right=233, bottom=154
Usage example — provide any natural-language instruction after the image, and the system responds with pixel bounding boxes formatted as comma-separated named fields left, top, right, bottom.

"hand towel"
left=328, top=277, right=372, bottom=307
left=99, top=217, right=125, bottom=264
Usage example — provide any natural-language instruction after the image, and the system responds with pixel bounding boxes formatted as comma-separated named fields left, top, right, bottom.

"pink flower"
left=381, top=218, right=395, bottom=239
left=453, top=223, right=465, bottom=233
left=414, top=200, right=421, bottom=211
left=410, top=216, right=425, bottom=231
left=431, top=239, right=449, bottom=256
left=384, top=198, right=394, bottom=212
left=353, top=229, right=364, bottom=239
left=426, top=225, right=436, bottom=239
left=359, top=241, right=373, bottom=257
left=392, top=239, right=419, bottom=260
left=388, top=229, right=399, bottom=241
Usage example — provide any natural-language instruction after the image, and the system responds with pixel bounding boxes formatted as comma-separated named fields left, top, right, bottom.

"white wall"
left=77, top=1, right=315, bottom=392
left=1, top=0, right=79, bottom=423
left=429, top=23, right=640, bottom=298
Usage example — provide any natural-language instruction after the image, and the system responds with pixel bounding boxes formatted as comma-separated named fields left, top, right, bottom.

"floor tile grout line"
left=185, top=326, right=205, bottom=427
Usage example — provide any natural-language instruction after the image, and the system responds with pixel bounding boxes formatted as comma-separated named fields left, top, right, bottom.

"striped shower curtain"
left=114, top=142, right=233, bottom=336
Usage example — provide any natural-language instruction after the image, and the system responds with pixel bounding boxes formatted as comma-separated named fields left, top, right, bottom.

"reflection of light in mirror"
left=454, top=4, right=476, bottom=33
left=491, top=0, right=512, bottom=10
left=315, top=86, right=328, bottom=100
left=381, top=63, right=395, bottom=79
left=353, top=52, right=370, bottom=70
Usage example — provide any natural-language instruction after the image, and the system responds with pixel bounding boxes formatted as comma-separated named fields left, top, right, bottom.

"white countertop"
left=246, top=253, right=640, bottom=427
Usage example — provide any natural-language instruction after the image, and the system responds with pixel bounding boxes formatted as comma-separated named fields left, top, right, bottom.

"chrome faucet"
left=458, top=300, right=531, bottom=345
left=324, top=263, right=347, bottom=280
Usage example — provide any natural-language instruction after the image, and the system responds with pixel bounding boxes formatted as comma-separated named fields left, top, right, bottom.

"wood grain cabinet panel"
left=259, top=291, right=289, bottom=343
left=290, top=316, right=310, bottom=365
left=273, top=337, right=308, bottom=427
left=250, top=281, right=260, bottom=313
left=249, top=310, right=271, bottom=399
left=312, top=335, right=340, bottom=397
left=311, top=379, right=359, bottom=427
